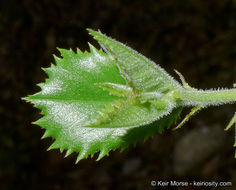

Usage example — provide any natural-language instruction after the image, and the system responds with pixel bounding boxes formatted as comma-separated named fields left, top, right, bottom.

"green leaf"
left=24, top=40, right=181, bottom=162
left=87, top=29, right=183, bottom=93
left=23, top=28, right=236, bottom=162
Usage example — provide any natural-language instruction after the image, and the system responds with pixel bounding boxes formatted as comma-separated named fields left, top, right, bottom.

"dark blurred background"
left=1, top=0, right=236, bottom=189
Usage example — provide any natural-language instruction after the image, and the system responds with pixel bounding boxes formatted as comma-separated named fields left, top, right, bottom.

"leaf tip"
left=87, top=28, right=103, bottom=40
left=21, top=96, right=29, bottom=102
left=53, top=54, right=62, bottom=62
left=47, top=142, right=58, bottom=151
left=96, top=149, right=108, bottom=161
left=56, top=47, right=70, bottom=58
left=41, top=130, right=51, bottom=139
left=64, top=149, right=73, bottom=158
left=88, top=42, right=97, bottom=53
left=75, top=151, right=86, bottom=164
left=60, top=147, right=64, bottom=153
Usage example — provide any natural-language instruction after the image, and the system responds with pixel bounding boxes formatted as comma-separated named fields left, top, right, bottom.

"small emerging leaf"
left=225, top=112, right=236, bottom=131
left=173, top=105, right=202, bottom=130
left=88, top=29, right=183, bottom=93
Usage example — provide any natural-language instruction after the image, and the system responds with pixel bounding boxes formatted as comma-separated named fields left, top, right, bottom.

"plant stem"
left=179, top=88, right=236, bottom=107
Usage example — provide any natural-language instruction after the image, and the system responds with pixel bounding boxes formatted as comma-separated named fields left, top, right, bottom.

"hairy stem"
left=179, top=88, right=236, bottom=107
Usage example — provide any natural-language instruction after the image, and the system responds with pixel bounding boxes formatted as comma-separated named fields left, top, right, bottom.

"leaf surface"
left=24, top=32, right=182, bottom=162
left=88, top=29, right=182, bottom=93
